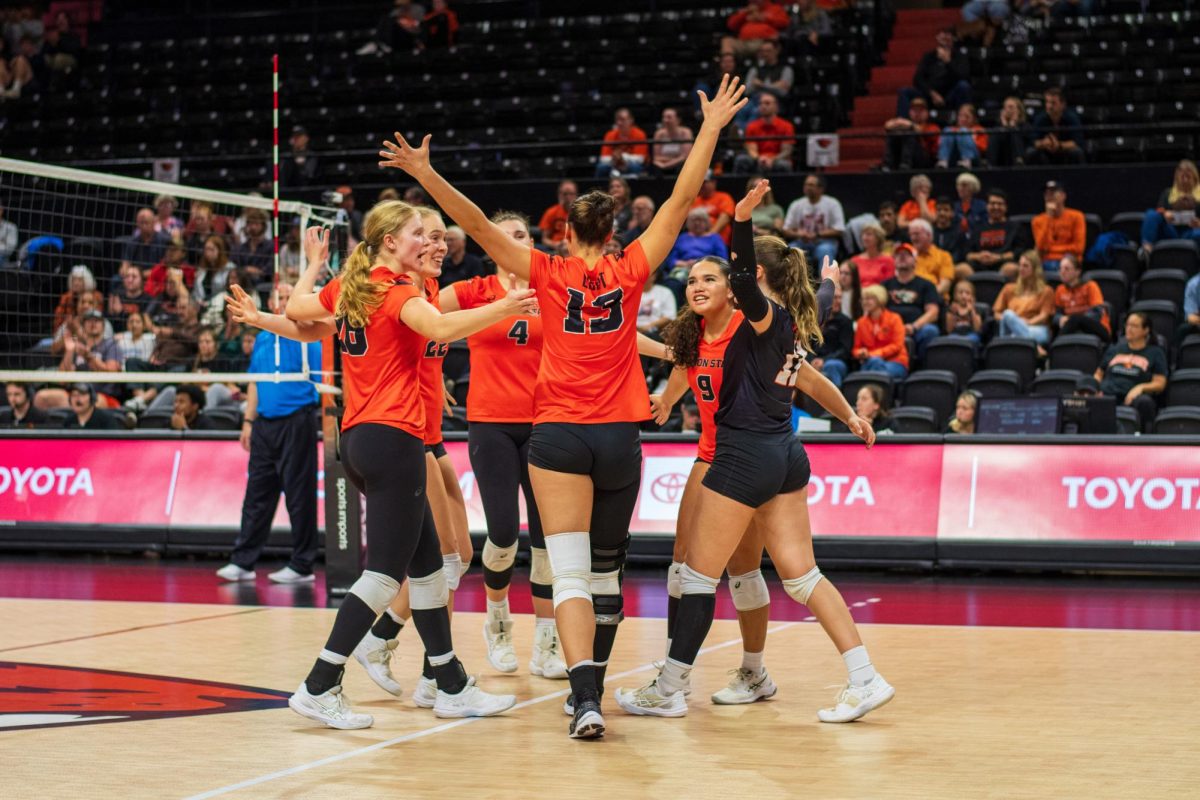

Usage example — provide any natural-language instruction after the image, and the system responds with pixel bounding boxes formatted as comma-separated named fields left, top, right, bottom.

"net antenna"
left=0, top=156, right=345, bottom=393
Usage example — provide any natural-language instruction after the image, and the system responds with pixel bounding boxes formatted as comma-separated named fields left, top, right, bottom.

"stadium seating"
left=1048, top=334, right=1104, bottom=375
left=967, top=369, right=1023, bottom=398
left=889, top=405, right=941, bottom=433
left=1165, top=369, right=1200, bottom=408
left=984, top=338, right=1038, bottom=389
left=924, top=337, right=977, bottom=390
left=1152, top=406, right=1200, bottom=435
left=902, top=370, right=958, bottom=425
left=1031, top=369, right=1086, bottom=398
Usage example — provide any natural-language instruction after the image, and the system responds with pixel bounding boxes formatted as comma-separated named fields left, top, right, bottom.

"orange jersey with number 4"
left=318, top=267, right=425, bottom=436
left=453, top=274, right=543, bottom=423
left=528, top=240, right=652, bottom=424
left=687, top=311, right=743, bottom=463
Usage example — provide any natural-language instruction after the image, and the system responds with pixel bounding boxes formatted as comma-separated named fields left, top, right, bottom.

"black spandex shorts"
left=702, top=427, right=810, bottom=509
left=424, top=442, right=447, bottom=459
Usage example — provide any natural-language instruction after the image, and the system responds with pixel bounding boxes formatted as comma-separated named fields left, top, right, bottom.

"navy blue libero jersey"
left=713, top=298, right=805, bottom=435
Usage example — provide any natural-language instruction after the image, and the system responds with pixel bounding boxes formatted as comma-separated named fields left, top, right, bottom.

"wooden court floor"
left=2, top=598, right=1198, bottom=799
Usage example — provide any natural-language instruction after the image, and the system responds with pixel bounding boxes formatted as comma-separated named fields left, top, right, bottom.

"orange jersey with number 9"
left=453, top=274, right=543, bottom=423
left=528, top=240, right=651, bottom=424
left=687, top=310, right=743, bottom=462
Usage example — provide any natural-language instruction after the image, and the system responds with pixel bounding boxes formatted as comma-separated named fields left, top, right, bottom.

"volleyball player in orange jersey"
left=378, top=75, right=748, bottom=739
left=650, top=255, right=836, bottom=706
left=231, top=204, right=532, bottom=729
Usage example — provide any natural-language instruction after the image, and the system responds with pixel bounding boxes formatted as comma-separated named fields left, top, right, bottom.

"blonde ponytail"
left=754, top=235, right=823, bottom=346
left=334, top=200, right=419, bottom=328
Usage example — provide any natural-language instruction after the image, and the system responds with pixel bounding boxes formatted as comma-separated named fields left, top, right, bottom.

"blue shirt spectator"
left=249, top=331, right=322, bottom=418
left=123, top=208, right=172, bottom=270
left=667, top=209, right=729, bottom=277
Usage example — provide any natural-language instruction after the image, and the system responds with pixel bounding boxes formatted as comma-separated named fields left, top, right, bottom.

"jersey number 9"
left=697, top=373, right=715, bottom=402
left=564, top=288, right=624, bottom=335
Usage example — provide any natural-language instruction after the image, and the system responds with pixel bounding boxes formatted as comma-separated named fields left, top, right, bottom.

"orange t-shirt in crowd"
left=319, top=267, right=425, bottom=437
left=1032, top=208, right=1086, bottom=261
left=993, top=284, right=1056, bottom=322
left=727, top=2, right=790, bottom=40
left=528, top=239, right=652, bottom=424
left=688, top=311, right=743, bottom=463
left=600, top=127, right=650, bottom=160
left=419, top=277, right=448, bottom=446
left=692, top=190, right=736, bottom=245
left=899, top=198, right=937, bottom=225
left=744, top=116, right=795, bottom=159
left=854, top=309, right=909, bottom=369
left=1055, top=281, right=1110, bottom=332
left=453, top=274, right=543, bottom=423
left=538, top=204, right=569, bottom=245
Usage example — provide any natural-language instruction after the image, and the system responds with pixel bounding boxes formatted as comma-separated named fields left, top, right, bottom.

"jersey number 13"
left=564, top=288, right=624, bottom=335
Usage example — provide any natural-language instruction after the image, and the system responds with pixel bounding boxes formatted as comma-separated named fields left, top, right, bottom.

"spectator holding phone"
left=1141, top=159, right=1200, bottom=252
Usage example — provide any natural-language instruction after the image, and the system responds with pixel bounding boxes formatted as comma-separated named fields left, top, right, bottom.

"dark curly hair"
left=663, top=256, right=732, bottom=368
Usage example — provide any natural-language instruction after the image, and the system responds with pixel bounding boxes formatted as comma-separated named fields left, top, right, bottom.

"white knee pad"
left=590, top=570, right=620, bottom=597
left=728, top=569, right=770, bottom=612
left=482, top=538, right=518, bottom=573
left=349, top=570, right=401, bottom=615
left=409, top=569, right=450, bottom=610
left=442, top=554, right=463, bottom=591
left=782, top=567, right=824, bottom=605
left=666, top=561, right=683, bottom=600
left=529, top=547, right=552, bottom=586
left=679, top=563, right=719, bottom=596
left=545, top=531, right=592, bottom=609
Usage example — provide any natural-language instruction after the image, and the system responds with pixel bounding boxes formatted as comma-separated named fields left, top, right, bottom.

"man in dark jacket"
left=897, top=28, right=971, bottom=118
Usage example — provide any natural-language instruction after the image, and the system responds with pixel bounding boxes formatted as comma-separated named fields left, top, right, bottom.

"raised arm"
left=285, top=227, right=333, bottom=321
left=638, top=75, right=747, bottom=267
left=230, top=284, right=335, bottom=342
left=379, top=134, right=532, bottom=281
left=729, top=180, right=774, bottom=335
left=400, top=279, right=536, bottom=342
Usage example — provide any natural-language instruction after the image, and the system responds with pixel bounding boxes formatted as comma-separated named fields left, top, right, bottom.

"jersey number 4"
left=508, top=319, right=530, bottom=346
left=696, top=373, right=715, bottom=402
left=564, top=288, right=624, bottom=335
left=336, top=318, right=368, bottom=357
left=774, top=346, right=806, bottom=388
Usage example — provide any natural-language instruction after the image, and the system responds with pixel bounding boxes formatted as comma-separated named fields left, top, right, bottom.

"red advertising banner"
left=939, top=444, right=1200, bottom=543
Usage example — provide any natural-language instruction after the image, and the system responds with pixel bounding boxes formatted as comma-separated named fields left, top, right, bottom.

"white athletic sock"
left=842, top=645, right=876, bottom=687
left=487, top=599, right=510, bottom=629
left=664, top=638, right=672, bottom=660
left=658, top=657, right=692, bottom=695
left=740, top=650, right=764, bottom=674
left=318, top=649, right=348, bottom=666
left=535, top=617, right=555, bottom=629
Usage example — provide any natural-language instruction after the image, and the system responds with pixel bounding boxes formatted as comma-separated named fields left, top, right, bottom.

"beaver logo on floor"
left=0, top=661, right=289, bottom=731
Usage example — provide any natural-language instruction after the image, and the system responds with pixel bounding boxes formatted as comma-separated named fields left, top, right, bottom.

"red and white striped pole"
left=271, top=53, right=280, bottom=300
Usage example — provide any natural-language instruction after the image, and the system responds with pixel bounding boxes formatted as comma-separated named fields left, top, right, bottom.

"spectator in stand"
left=783, top=173, right=845, bottom=269
left=40, top=12, right=81, bottom=82
left=440, top=225, right=486, bottom=286
left=1032, top=180, right=1086, bottom=272
left=421, top=0, right=458, bottom=48
left=145, top=242, right=195, bottom=297
left=897, top=28, right=971, bottom=118
left=1, top=382, right=46, bottom=428
left=154, top=194, right=184, bottom=238
left=183, top=202, right=221, bottom=264
left=595, top=107, right=649, bottom=178
left=947, top=391, right=977, bottom=433
left=164, top=384, right=216, bottom=431
left=278, top=223, right=303, bottom=283
left=733, top=94, right=795, bottom=174
left=722, top=0, right=791, bottom=58
left=691, top=173, right=736, bottom=245
left=988, top=96, right=1032, bottom=168
left=811, top=282, right=855, bottom=387
left=1095, top=311, right=1167, bottom=432
left=944, top=279, right=983, bottom=348
left=743, top=39, right=794, bottom=114
left=1179, top=273, right=1200, bottom=345
left=2, top=34, right=39, bottom=97
left=933, top=198, right=967, bottom=267
left=334, top=185, right=364, bottom=244
left=960, top=0, right=1009, bottom=47
left=838, top=260, right=864, bottom=320
left=62, top=383, right=118, bottom=430
left=538, top=180, right=577, bottom=251
left=0, top=200, right=17, bottom=264
left=782, top=0, right=833, bottom=55
left=122, top=208, right=172, bottom=273
left=898, top=173, right=937, bottom=230
left=1054, top=253, right=1110, bottom=341
left=637, top=268, right=678, bottom=339
left=619, top=196, right=656, bottom=246
left=652, top=108, right=693, bottom=176
left=358, top=0, right=424, bottom=55
left=59, top=309, right=122, bottom=379
left=855, top=384, right=893, bottom=433
left=909, top=219, right=955, bottom=297
left=52, top=291, right=113, bottom=356
left=231, top=209, right=273, bottom=284
left=193, top=328, right=223, bottom=373
left=401, top=185, right=428, bottom=207
left=953, top=172, right=987, bottom=233
left=609, top=178, right=633, bottom=233
left=936, top=103, right=987, bottom=169
left=854, top=284, right=910, bottom=380
left=1141, top=159, right=1200, bottom=251
left=994, top=250, right=1055, bottom=345
left=877, top=201, right=908, bottom=251
left=54, top=265, right=103, bottom=333
left=1025, top=87, right=1085, bottom=165
left=882, top=97, right=940, bottom=171
left=280, top=125, right=320, bottom=188
left=668, top=209, right=729, bottom=276
left=964, top=188, right=1022, bottom=278
left=232, top=196, right=272, bottom=246
left=115, top=311, right=156, bottom=364
left=748, top=177, right=785, bottom=237
left=885, top=244, right=942, bottom=359
left=202, top=268, right=261, bottom=330
left=851, top=224, right=895, bottom=287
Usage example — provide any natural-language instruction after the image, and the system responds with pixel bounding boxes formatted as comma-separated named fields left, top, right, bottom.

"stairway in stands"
left=833, top=7, right=961, bottom=172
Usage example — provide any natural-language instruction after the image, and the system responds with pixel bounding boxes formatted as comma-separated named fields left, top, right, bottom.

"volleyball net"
left=0, top=156, right=348, bottom=405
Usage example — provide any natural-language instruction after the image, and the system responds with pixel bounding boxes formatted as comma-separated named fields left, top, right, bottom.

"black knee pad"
left=591, top=535, right=630, bottom=576
left=593, top=590, right=624, bottom=627
left=591, top=536, right=629, bottom=626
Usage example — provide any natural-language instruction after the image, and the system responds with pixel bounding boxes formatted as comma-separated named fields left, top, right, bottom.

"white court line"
left=164, top=450, right=182, bottom=517
left=184, top=620, right=801, bottom=800
left=967, top=454, right=979, bottom=529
